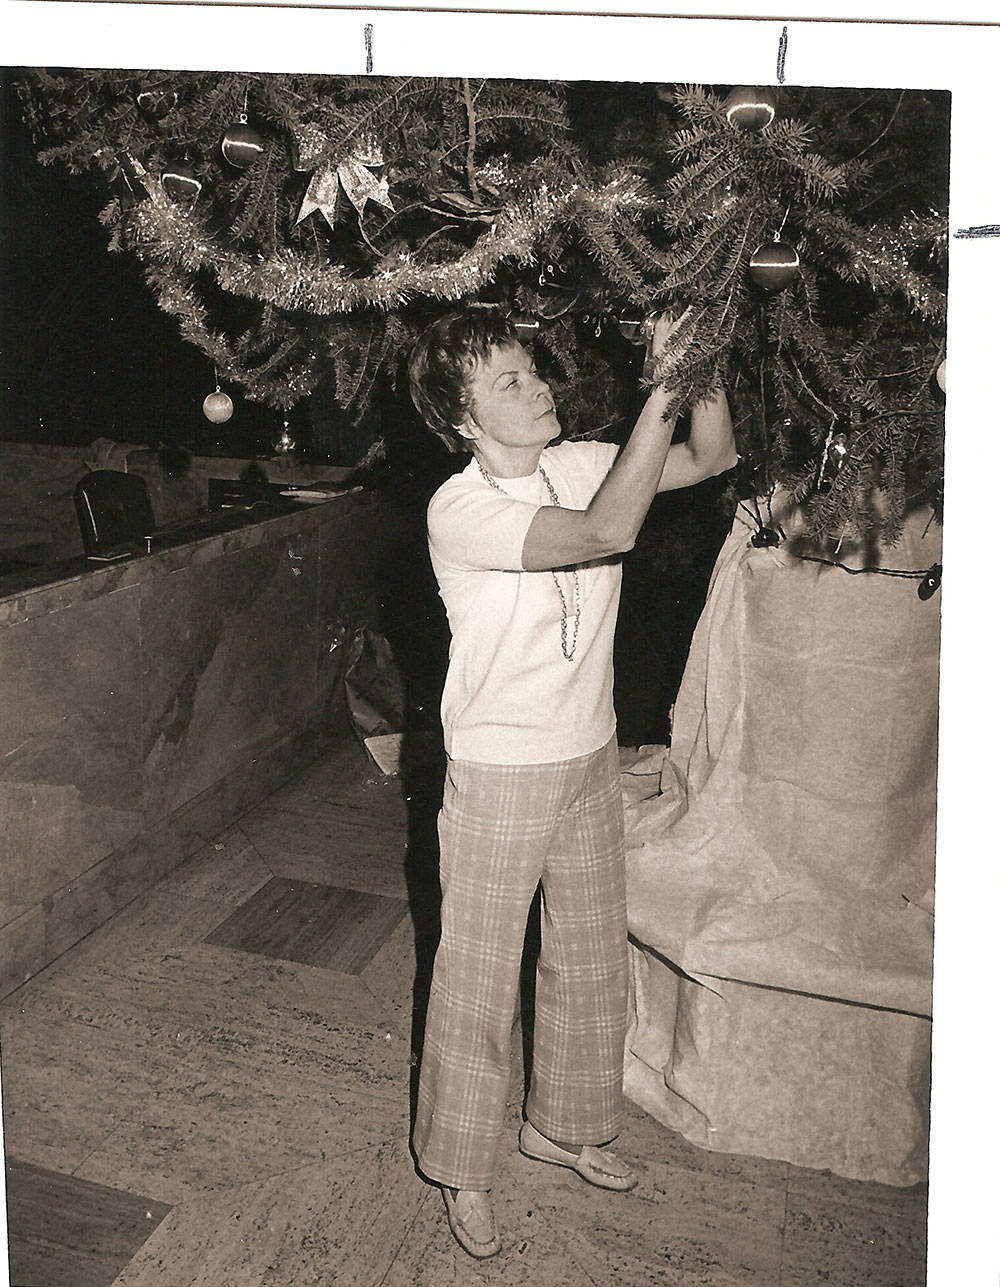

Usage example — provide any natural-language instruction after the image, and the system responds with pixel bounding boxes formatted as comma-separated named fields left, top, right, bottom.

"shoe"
left=518, top=1120, right=638, bottom=1191
left=441, top=1187, right=501, bottom=1259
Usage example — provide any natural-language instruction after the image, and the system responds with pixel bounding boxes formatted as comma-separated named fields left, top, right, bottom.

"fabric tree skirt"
left=625, top=945, right=930, bottom=1186
left=621, top=496, right=940, bottom=1187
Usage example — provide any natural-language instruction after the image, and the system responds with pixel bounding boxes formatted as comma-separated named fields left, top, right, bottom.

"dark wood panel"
left=204, top=878, right=409, bottom=975
left=6, top=1159, right=171, bottom=1287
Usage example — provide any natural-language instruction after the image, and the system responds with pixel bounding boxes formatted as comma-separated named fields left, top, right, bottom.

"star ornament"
left=295, top=139, right=394, bottom=229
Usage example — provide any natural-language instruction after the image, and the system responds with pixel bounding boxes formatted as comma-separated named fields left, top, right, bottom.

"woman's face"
left=460, top=342, right=561, bottom=456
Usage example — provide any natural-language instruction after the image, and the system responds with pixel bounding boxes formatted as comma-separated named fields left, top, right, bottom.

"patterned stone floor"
left=1, top=736, right=929, bottom=1286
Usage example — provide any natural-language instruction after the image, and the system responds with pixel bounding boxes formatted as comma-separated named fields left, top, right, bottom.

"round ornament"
left=203, top=390, right=234, bottom=424
left=221, top=116, right=265, bottom=169
left=616, top=315, right=651, bottom=346
left=162, top=162, right=202, bottom=202
left=531, top=263, right=578, bottom=320
left=724, top=86, right=777, bottom=131
left=136, top=88, right=177, bottom=119
left=511, top=315, right=540, bottom=343
left=935, top=357, right=946, bottom=393
left=749, top=240, right=800, bottom=292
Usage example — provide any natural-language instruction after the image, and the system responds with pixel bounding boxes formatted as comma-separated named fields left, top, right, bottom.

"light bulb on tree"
left=816, top=429, right=852, bottom=492
left=616, top=315, right=650, bottom=345
left=918, top=564, right=942, bottom=600
left=273, top=419, right=296, bottom=454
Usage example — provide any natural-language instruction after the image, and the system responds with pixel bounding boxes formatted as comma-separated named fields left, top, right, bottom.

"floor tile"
left=787, top=1163, right=928, bottom=1222
left=382, top=1186, right=604, bottom=1286
left=2, top=939, right=407, bottom=1203
left=508, top=1148, right=785, bottom=1287
left=275, top=735, right=410, bottom=813
left=153, top=825, right=273, bottom=906
left=6, top=1158, right=170, bottom=1287
left=620, top=1095, right=792, bottom=1190
left=110, top=1139, right=424, bottom=1287
left=4, top=888, right=233, bottom=990
left=238, top=801, right=410, bottom=897
left=359, top=912, right=419, bottom=1038
left=234, top=739, right=413, bottom=896
left=780, top=1188, right=927, bottom=1287
left=203, top=877, right=410, bottom=973
left=76, top=1090, right=404, bottom=1209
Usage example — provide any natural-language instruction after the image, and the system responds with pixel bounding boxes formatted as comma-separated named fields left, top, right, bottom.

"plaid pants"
left=413, top=737, right=628, bottom=1190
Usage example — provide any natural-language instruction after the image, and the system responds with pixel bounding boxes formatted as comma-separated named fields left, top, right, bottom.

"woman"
left=406, top=307, right=736, bottom=1258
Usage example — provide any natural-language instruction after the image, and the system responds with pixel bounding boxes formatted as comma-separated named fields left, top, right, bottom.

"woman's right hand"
left=644, top=306, right=694, bottom=382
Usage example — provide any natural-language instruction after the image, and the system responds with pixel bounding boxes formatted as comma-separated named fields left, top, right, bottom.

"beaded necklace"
left=476, top=458, right=580, bottom=662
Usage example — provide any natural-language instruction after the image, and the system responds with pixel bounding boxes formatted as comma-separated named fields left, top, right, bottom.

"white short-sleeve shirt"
left=427, top=439, right=622, bottom=764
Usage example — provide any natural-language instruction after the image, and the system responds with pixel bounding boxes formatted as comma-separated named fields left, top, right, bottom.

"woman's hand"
left=644, top=306, right=694, bottom=383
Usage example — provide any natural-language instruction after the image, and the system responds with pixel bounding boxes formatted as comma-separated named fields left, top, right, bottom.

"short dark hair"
left=408, top=308, right=517, bottom=453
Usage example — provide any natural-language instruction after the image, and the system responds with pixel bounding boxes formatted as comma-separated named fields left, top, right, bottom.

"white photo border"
left=2, top=7, right=997, bottom=1285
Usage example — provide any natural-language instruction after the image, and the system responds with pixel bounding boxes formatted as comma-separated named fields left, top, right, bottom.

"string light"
left=795, top=554, right=942, bottom=597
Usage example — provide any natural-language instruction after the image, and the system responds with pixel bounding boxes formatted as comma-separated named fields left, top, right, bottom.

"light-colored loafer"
left=518, top=1120, right=638, bottom=1191
left=442, top=1187, right=501, bottom=1259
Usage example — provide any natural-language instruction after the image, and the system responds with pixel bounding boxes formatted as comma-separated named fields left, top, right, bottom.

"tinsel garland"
left=152, top=274, right=319, bottom=406
left=129, top=173, right=652, bottom=316
left=805, top=210, right=947, bottom=322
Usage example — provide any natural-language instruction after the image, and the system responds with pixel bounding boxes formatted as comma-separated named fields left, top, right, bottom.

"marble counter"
left=0, top=489, right=397, bottom=999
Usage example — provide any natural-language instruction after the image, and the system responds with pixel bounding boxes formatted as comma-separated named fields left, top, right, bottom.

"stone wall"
left=0, top=489, right=395, bottom=998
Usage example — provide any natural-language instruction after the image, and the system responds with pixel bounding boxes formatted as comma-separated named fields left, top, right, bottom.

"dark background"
left=0, top=69, right=738, bottom=746
left=0, top=69, right=359, bottom=458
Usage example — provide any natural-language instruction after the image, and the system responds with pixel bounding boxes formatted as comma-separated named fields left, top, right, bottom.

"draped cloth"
left=621, top=496, right=940, bottom=1184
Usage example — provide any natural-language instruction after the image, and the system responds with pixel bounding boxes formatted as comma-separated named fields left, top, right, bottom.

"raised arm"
left=521, top=380, right=680, bottom=572
left=521, top=312, right=734, bottom=572
left=656, top=388, right=739, bottom=493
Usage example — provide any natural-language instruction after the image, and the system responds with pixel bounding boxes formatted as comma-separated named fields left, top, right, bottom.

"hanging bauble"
left=510, top=315, right=540, bottom=344
left=816, top=430, right=852, bottom=491
left=533, top=290, right=579, bottom=321
left=221, top=116, right=265, bottom=169
left=273, top=420, right=296, bottom=454
left=203, top=390, right=234, bottom=424
left=136, top=88, right=177, bottom=119
left=918, top=564, right=942, bottom=601
left=749, top=240, right=800, bottom=292
left=616, top=315, right=651, bottom=346
left=724, top=86, right=777, bottom=131
left=162, top=162, right=202, bottom=202
left=935, top=357, right=946, bottom=393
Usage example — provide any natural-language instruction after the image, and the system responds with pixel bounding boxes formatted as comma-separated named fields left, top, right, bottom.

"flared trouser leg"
left=525, top=741, right=627, bottom=1147
left=412, top=740, right=627, bottom=1191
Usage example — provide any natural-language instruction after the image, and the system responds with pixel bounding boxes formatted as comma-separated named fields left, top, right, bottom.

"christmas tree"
left=13, top=70, right=948, bottom=551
